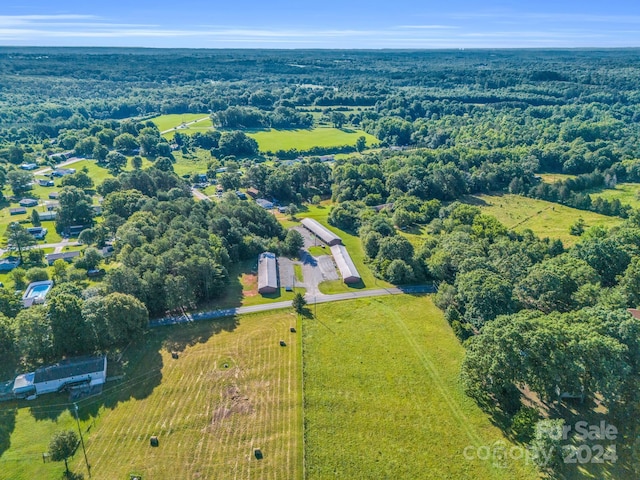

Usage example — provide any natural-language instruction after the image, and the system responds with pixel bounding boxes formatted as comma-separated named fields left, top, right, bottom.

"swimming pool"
left=22, top=281, right=54, bottom=307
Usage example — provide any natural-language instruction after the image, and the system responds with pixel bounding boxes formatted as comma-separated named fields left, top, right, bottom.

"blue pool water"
left=25, top=284, right=52, bottom=299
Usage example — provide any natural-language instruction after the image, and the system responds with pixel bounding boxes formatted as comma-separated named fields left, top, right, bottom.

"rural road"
left=160, top=116, right=210, bottom=135
left=0, top=240, right=80, bottom=257
left=150, top=285, right=435, bottom=327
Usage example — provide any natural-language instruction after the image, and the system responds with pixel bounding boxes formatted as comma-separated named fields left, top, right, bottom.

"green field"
left=538, top=173, right=577, bottom=183
left=149, top=113, right=212, bottom=133
left=465, top=194, right=622, bottom=246
left=0, top=309, right=301, bottom=480
left=304, top=296, right=538, bottom=479
left=247, top=127, right=378, bottom=153
left=588, top=182, right=640, bottom=209
left=172, top=149, right=212, bottom=177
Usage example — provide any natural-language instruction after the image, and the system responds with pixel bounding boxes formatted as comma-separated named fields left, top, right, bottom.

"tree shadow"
left=460, top=194, right=490, bottom=207
left=0, top=407, right=16, bottom=459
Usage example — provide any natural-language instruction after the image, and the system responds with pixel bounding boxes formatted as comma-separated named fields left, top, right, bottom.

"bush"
left=510, top=406, right=539, bottom=442
left=26, top=267, right=49, bottom=283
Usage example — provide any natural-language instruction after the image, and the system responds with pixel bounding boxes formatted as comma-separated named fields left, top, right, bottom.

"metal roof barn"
left=258, top=252, right=278, bottom=294
left=300, top=218, right=341, bottom=246
left=330, top=244, right=361, bottom=284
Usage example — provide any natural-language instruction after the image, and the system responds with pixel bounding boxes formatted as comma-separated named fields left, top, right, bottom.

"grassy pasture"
left=0, top=310, right=302, bottom=480
left=303, top=295, right=538, bottom=479
left=247, top=127, right=378, bottom=153
left=588, top=182, right=640, bottom=209
left=538, top=173, right=577, bottom=183
left=149, top=113, right=212, bottom=133
left=464, top=194, right=622, bottom=246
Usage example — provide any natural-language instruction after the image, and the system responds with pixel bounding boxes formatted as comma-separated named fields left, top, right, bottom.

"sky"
left=1, top=1, right=640, bottom=49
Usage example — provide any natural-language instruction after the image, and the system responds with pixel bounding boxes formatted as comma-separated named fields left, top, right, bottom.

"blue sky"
left=1, top=1, right=640, bottom=48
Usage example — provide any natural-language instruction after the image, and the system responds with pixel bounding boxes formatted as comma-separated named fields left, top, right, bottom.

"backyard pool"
left=22, top=280, right=54, bottom=307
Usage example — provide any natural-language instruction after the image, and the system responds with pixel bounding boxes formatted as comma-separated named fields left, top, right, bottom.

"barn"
left=300, top=218, right=341, bottom=246
left=258, top=252, right=278, bottom=294
left=330, top=245, right=361, bottom=284
left=12, top=355, right=107, bottom=399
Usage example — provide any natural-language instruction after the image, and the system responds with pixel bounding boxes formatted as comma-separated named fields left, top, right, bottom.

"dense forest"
left=2, top=48, right=640, bottom=476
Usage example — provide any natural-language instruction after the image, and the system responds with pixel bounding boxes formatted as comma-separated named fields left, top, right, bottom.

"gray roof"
left=33, top=356, right=106, bottom=384
left=301, top=218, right=342, bottom=246
left=258, top=252, right=278, bottom=293
left=46, top=251, right=80, bottom=262
left=330, top=244, right=361, bottom=284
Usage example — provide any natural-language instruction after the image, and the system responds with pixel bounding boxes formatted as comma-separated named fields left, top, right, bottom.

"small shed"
left=19, top=198, right=38, bottom=208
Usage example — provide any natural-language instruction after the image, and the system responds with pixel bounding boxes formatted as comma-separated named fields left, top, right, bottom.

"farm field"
left=149, top=113, right=212, bottom=133
left=464, top=194, right=622, bottom=246
left=247, top=127, right=378, bottom=153
left=292, top=204, right=393, bottom=293
left=588, top=182, right=640, bottom=209
left=0, top=310, right=302, bottom=480
left=303, top=295, right=538, bottom=479
left=538, top=173, right=577, bottom=183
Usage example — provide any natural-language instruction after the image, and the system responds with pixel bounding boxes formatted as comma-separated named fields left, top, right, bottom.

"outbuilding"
left=19, top=198, right=38, bottom=208
left=330, top=244, right=361, bottom=284
left=12, top=355, right=107, bottom=399
left=300, top=218, right=342, bottom=246
left=257, top=252, right=278, bottom=294
left=46, top=251, right=80, bottom=265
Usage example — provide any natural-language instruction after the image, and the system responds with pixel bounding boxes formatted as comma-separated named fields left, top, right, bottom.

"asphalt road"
left=150, top=285, right=436, bottom=327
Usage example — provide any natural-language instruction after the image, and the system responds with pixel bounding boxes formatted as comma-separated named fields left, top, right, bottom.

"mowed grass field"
left=0, top=311, right=302, bottom=480
left=303, top=295, right=538, bottom=480
left=149, top=113, right=212, bottom=133
left=247, top=127, right=378, bottom=152
left=588, top=182, right=640, bottom=209
left=465, top=194, right=622, bottom=246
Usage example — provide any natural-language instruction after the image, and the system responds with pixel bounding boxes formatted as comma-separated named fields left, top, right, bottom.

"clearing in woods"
left=303, top=295, right=539, bottom=479
left=246, top=127, right=378, bottom=152
left=0, top=311, right=301, bottom=480
left=463, top=193, right=622, bottom=246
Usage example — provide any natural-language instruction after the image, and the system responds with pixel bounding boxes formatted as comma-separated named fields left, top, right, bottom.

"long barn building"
left=12, top=356, right=107, bottom=399
left=258, top=252, right=278, bottom=294
left=330, top=244, right=361, bottom=284
left=300, top=218, right=341, bottom=246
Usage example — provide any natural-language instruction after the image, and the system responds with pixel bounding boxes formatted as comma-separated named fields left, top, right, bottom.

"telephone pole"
left=73, top=403, right=91, bottom=478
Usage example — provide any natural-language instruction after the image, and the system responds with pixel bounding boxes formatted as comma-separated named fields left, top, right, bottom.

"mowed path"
left=76, top=311, right=301, bottom=479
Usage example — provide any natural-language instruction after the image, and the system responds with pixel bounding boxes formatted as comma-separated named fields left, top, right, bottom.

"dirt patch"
left=207, top=385, right=253, bottom=430
left=242, top=273, right=258, bottom=297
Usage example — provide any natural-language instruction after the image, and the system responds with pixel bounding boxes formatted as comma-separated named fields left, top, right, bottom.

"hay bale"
left=279, top=340, right=286, bottom=347
left=171, top=352, right=179, bottom=359
left=254, top=448, right=263, bottom=459
left=290, top=327, right=296, bottom=333
left=150, top=435, right=159, bottom=447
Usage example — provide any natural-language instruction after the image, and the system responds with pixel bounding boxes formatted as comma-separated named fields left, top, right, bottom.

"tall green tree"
left=48, top=430, right=79, bottom=477
left=6, top=222, right=35, bottom=261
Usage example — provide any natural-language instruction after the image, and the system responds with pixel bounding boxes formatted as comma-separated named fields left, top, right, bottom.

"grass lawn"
left=172, top=149, right=212, bottom=177
left=464, top=193, right=622, bottom=246
left=0, top=308, right=302, bottom=480
left=149, top=113, right=211, bottom=133
left=588, top=182, right=640, bottom=209
left=303, top=295, right=539, bottom=479
left=247, top=127, right=378, bottom=153
left=538, top=173, right=577, bottom=183
left=293, top=204, right=393, bottom=294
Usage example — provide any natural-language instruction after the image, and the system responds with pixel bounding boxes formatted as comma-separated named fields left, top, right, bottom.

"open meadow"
left=149, top=113, right=212, bottom=134
left=0, top=309, right=302, bottom=480
left=588, top=182, right=640, bottom=209
left=247, top=127, right=378, bottom=153
left=464, top=193, right=622, bottom=246
left=303, top=295, right=539, bottom=479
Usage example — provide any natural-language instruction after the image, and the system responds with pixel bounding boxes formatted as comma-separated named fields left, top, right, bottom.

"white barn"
left=258, top=252, right=278, bottom=294
left=12, top=356, right=107, bottom=399
left=301, top=218, right=342, bottom=246
left=330, top=244, right=361, bottom=284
